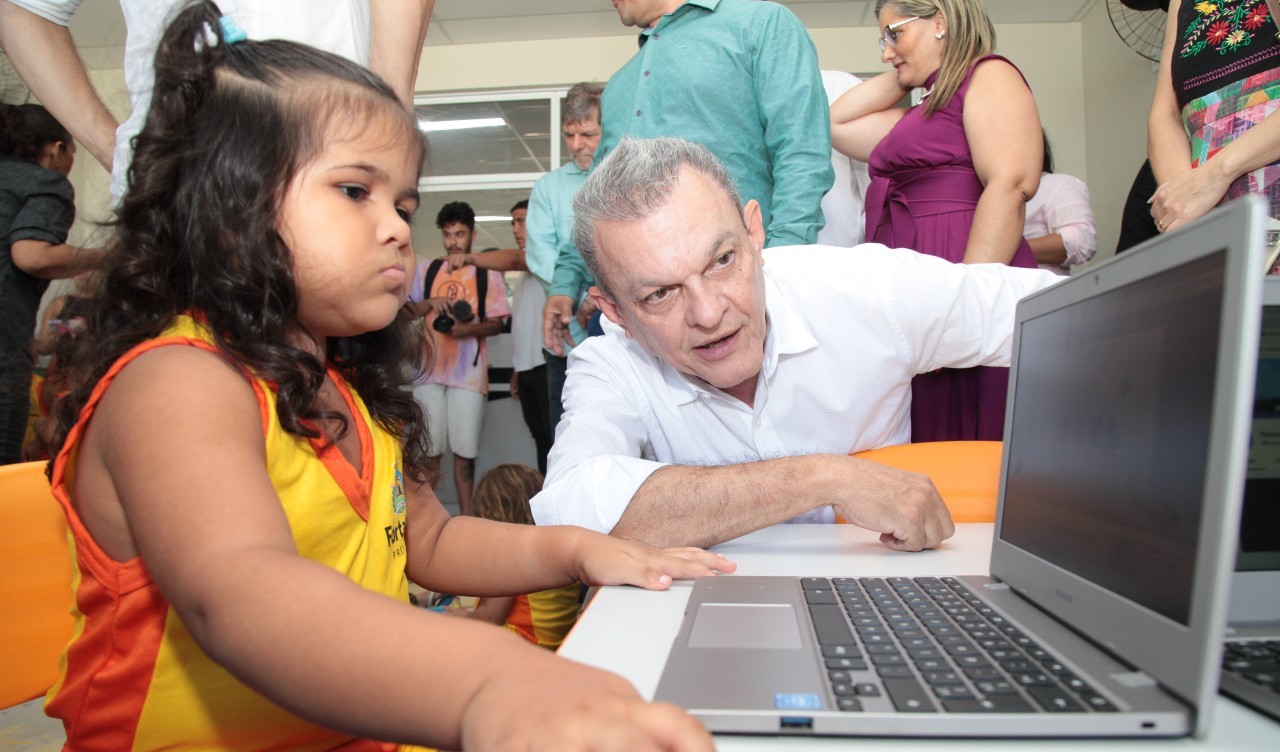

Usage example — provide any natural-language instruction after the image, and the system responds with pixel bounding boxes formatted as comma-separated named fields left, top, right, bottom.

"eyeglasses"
left=878, top=16, right=921, bottom=52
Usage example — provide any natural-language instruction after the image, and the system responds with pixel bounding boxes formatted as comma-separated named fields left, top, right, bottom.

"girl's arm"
left=466, top=596, right=517, bottom=626
left=80, top=346, right=715, bottom=750
left=962, top=59, right=1042, bottom=264
left=1148, top=0, right=1191, bottom=189
left=401, top=481, right=734, bottom=598
left=829, top=71, right=908, bottom=162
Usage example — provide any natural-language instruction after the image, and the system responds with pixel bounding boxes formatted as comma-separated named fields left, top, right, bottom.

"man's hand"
left=543, top=295, right=577, bottom=356
left=447, top=253, right=473, bottom=271
left=831, top=458, right=954, bottom=551
left=509, top=370, right=520, bottom=400
left=576, top=293, right=600, bottom=332
left=415, top=297, right=450, bottom=317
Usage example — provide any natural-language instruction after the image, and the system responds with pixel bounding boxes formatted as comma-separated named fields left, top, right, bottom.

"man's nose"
left=685, top=282, right=727, bottom=329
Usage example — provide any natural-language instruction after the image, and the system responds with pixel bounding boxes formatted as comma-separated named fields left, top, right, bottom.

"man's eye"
left=714, top=251, right=735, bottom=268
left=339, top=184, right=368, bottom=201
left=397, top=206, right=414, bottom=222
left=646, top=287, right=670, bottom=304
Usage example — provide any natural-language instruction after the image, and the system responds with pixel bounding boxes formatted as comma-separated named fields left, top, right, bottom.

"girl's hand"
left=1149, top=163, right=1232, bottom=234
left=463, top=653, right=714, bottom=752
left=571, top=533, right=737, bottom=590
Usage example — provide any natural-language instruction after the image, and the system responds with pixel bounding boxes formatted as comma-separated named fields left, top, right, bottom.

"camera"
left=431, top=300, right=474, bottom=333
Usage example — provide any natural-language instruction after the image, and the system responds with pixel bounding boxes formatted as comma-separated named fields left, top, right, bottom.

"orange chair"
left=0, top=460, right=73, bottom=709
left=850, top=441, right=1003, bottom=523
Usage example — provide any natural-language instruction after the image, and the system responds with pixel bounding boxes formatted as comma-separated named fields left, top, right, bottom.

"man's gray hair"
left=573, top=137, right=742, bottom=297
left=563, top=82, right=603, bottom=125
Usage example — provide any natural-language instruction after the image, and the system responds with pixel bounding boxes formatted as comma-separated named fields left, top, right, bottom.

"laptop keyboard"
left=803, top=577, right=1118, bottom=713
left=1223, top=640, right=1280, bottom=694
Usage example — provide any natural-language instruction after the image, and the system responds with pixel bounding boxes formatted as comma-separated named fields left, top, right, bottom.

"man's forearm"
left=466, top=249, right=527, bottom=272
left=0, top=3, right=118, bottom=169
left=368, top=0, right=434, bottom=107
left=610, top=456, right=833, bottom=549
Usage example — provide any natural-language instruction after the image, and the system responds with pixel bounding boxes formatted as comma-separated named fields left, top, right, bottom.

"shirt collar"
left=638, top=0, right=719, bottom=46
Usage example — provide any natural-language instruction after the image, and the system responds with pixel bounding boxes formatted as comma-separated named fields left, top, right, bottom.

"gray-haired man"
left=529, top=137, right=1061, bottom=550
left=527, top=82, right=604, bottom=430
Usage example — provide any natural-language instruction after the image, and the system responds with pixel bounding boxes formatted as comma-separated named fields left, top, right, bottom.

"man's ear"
left=589, top=285, right=626, bottom=334
left=742, top=199, right=766, bottom=254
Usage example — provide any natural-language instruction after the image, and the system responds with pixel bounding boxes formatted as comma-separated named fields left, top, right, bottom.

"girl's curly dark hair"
left=52, top=1, right=434, bottom=483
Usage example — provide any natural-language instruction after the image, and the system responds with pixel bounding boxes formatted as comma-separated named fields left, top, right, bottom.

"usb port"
left=780, top=716, right=813, bottom=730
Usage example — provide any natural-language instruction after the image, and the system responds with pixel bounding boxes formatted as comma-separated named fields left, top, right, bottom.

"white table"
left=558, top=524, right=1280, bottom=751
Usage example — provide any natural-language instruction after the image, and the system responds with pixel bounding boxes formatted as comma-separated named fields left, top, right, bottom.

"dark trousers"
left=515, top=364, right=552, bottom=475
left=545, top=352, right=568, bottom=433
left=0, top=351, right=33, bottom=465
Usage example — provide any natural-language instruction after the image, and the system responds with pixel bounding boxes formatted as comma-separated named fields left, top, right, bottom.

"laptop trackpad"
left=688, top=603, right=803, bottom=649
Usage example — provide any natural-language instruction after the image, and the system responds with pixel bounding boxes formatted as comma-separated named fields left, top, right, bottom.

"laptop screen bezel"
left=988, top=197, right=1265, bottom=735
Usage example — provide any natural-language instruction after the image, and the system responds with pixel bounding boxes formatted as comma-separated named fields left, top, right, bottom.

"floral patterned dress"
left=1171, top=0, right=1280, bottom=241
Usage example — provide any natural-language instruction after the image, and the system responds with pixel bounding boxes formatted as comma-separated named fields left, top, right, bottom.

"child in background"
left=44, top=3, right=732, bottom=750
left=469, top=464, right=582, bottom=649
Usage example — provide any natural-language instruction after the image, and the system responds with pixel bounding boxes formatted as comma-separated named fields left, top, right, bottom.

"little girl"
left=468, top=464, right=582, bottom=649
left=45, top=3, right=731, bottom=750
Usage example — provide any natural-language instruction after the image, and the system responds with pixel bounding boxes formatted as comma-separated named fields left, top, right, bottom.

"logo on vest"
left=391, top=466, right=406, bottom=514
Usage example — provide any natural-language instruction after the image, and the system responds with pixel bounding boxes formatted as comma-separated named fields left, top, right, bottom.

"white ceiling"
left=68, top=0, right=1103, bottom=69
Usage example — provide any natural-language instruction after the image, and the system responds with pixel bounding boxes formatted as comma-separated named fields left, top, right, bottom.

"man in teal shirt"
left=544, top=0, right=834, bottom=349
left=528, top=82, right=604, bottom=429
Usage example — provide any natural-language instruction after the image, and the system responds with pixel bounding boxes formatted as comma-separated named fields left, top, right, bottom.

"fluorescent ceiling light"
left=476, top=215, right=513, bottom=222
left=418, top=117, right=506, bottom=132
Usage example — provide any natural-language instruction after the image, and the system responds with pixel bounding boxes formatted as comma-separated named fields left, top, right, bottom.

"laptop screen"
left=998, top=251, right=1227, bottom=627
left=1239, top=296, right=1280, bottom=572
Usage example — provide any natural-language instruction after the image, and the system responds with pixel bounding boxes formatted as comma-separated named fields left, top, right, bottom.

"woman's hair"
left=471, top=464, right=544, bottom=525
left=1041, top=128, right=1054, bottom=174
left=0, top=103, right=72, bottom=163
left=876, top=0, right=996, bottom=117
left=52, top=0, right=434, bottom=482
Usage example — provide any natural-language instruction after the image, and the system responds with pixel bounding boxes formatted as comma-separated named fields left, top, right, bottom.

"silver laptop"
left=654, top=197, right=1267, bottom=738
left=1220, top=275, right=1280, bottom=721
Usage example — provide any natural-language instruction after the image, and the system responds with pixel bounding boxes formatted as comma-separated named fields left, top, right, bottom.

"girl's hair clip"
left=219, top=16, right=248, bottom=45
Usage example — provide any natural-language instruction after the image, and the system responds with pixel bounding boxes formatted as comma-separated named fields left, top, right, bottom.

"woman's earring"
left=935, top=31, right=945, bottom=39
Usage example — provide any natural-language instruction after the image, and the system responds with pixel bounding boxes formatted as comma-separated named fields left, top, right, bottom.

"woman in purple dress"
left=830, top=0, right=1042, bottom=443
